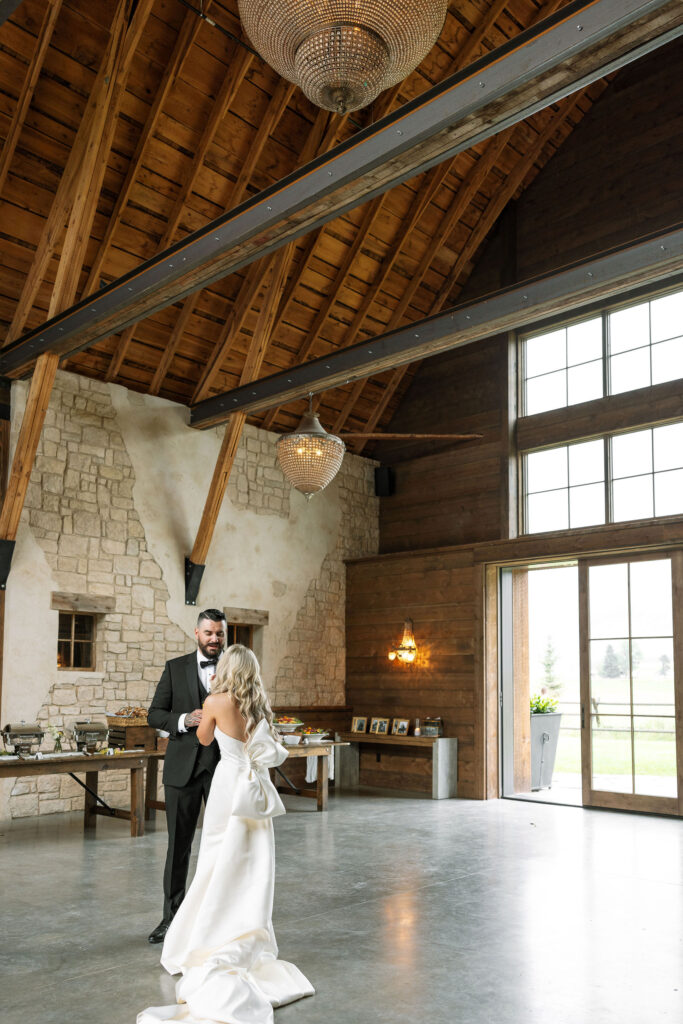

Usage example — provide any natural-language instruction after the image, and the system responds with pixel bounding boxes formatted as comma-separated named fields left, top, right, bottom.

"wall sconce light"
left=388, top=618, right=417, bottom=664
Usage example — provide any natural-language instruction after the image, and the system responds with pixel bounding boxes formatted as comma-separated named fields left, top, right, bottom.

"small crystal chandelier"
left=276, top=396, right=346, bottom=499
left=237, top=1, right=448, bottom=114
left=388, top=618, right=418, bottom=663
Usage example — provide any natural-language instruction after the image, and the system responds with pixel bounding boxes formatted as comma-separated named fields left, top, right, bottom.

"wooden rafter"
left=83, top=4, right=207, bottom=297
left=48, top=0, right=156, bottom=319
left=142, top=77, right=296, bottom=399
left=260, top=0, right=562, bottom=434
left=0, top=0, right=63, bottom=199
left=351, top=90, right=590, bottom=453
left=105, top=37, right=257, bottom=383
left=6, top=0, right=673, bottom=375
left=4, top=0, right=133, bottom=343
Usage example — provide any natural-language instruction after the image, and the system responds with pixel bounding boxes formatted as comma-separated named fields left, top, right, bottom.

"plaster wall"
left=1, top=371, right=378, bottom=820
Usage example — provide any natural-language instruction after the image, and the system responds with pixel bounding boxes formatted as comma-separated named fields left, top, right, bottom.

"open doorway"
left=500, top=555, right=681, bottom=813
left=500, top=562, right=582, bottom=805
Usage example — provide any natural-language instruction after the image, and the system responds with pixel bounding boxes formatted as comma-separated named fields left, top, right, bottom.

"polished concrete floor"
left=2, top=791, right=682, bottom=1024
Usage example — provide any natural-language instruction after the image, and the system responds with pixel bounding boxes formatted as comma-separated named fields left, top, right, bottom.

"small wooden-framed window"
left=227, top=623, right=254, bottom=649
left=57, top=612, right=96, bottom=670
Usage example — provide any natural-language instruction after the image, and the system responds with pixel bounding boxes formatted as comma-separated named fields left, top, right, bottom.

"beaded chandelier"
left=276, top=400, right=346, bottom=499
left=237, top=0, right=449, bottom=114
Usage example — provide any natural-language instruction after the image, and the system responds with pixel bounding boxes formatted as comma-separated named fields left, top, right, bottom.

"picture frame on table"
left=391, top=718, right=410, bottom=736
left=351, top=716, right=368, bottom=734
left=370, top=717, right=390, bottom=735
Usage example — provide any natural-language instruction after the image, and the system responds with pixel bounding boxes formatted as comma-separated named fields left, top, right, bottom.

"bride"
left=138, top=644, right=314, bottom=1024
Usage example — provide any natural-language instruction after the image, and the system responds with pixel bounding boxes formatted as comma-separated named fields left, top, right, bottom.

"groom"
left=147, top=608, right=226, bottom=943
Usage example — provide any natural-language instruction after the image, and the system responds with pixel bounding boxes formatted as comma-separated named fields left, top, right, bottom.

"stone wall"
left=2, top=371, right=378, bottom=819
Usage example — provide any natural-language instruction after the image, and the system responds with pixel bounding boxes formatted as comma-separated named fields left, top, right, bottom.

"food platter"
left=274, top=716, right=303, bottom=734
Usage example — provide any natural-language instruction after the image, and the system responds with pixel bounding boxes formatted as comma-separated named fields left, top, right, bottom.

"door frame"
left=578, top=549, right=683, bottom=816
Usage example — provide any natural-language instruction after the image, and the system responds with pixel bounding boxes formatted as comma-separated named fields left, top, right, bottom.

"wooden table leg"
left=145, top=757, right=158, bottom=821
left=130, top=766, right=145, bottom=837
left=84, top=771, right=98, bottom=832
left=317, top=754, right=329, bottom=812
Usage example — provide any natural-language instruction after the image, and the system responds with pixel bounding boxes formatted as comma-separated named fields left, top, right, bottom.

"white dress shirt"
left=177, top=650, right=217, bottom=733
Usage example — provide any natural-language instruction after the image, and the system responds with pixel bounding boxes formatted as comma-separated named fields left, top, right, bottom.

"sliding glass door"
left=579, top=552, right=683, bottom=814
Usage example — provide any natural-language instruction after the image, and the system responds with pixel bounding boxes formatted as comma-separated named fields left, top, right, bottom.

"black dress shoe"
left=148, top=918, right=171, bottom=944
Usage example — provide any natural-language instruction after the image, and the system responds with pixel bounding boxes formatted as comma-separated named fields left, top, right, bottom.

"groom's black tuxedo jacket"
left=148, top=651, right=220, bottom=787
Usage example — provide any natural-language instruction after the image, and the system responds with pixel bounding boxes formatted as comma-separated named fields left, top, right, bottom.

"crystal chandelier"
left=237, top=1, right=449, bottom=114
left=276, top=398, right=346, bottom=499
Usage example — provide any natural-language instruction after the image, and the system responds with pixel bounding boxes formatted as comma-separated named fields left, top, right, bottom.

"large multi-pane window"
left=523, top=421, right=683, bottom=534
left=522, top=286, right=683, bottom=415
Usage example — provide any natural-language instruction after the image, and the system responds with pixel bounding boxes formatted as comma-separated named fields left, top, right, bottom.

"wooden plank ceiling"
left=0, top=0, right=609, bottom=450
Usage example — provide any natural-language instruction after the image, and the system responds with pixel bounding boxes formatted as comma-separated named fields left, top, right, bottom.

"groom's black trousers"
left=162, top=767, right=213, bottom=919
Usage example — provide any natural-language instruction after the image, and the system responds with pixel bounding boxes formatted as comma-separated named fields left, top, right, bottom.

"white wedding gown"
left=138, top=721, right=315, bottom=1024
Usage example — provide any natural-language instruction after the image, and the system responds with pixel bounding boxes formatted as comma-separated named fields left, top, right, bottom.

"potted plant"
left=529, top=694, right=562, bottom=791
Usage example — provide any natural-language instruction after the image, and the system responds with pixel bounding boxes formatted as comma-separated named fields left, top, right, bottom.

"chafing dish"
left=2, top=722, right=44, bottom=756
left=72, top=720, right=109, bottom=753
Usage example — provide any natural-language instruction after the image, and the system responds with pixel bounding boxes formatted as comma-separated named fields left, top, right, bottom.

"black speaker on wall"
left=374, top=466, right=395, bottom=497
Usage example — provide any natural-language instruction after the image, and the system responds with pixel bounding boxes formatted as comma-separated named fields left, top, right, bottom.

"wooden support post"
left=84, top=771, right=98, bottom=831
left=317, top=754, right=329, bottom=812
left=187, top=248, right=290, bottom=596
left=130, top=766, right=145, bottom=837
left=0, top=396, right=9, bottom=720
left=0, top=353, right=59, bottom=579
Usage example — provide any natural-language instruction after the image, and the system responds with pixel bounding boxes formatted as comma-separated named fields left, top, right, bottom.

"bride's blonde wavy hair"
left=212, top=644, right=275, bottom=737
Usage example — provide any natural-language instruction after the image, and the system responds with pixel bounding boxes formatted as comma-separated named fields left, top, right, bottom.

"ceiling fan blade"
left=339, top=432, right=483, bottom=441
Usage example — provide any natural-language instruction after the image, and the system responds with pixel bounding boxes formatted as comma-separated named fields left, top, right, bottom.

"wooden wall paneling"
left=4, top=0, right=132, bottom=344
left=346, top=550, right=480, bottom=798
left=0, top=0, right=63, bottom=198
left=0, top=351, right=58, bottom=542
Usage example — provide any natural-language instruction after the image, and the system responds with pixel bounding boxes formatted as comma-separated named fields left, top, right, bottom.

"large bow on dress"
left=231, top=720, right=288, bottom=819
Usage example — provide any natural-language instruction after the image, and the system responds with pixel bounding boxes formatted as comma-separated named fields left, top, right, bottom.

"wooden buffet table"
left=0, top=741, right=346, bottom=837
left=0, top=749, right=163, bottom=836
left=335, top=733, right=458, bottom=799
left=273, top=741, right=348, bottom=811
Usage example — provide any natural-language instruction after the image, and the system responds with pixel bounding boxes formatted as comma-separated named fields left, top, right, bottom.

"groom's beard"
left=198, top=640, right=223, bottom=659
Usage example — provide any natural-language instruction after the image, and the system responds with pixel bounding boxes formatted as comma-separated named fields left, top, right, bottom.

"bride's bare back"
left=197, top=692, right=247, bottom=744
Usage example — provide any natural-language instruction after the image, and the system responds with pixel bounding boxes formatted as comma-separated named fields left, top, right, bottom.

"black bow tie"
left=200, top=659, right=217, bottom=669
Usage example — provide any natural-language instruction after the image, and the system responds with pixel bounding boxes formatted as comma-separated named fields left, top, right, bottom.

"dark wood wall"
left=345, top=41, right=683, bottom=798
left=376, top=335, right=509, bottom=553
left=346, top=550, right=480, bottom=799
left=370, top=38, right=683, bottom=557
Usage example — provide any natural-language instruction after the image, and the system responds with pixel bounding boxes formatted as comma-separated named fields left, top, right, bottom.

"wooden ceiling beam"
left=84, top=4, right=206, bottom=297
left=48, top=0, right=155, bottom=320
left=147, top=77, right=296, bottom=399
left=259, top=0, right=533, bottom=434
left=105, top=30, right=256, bottom=383
left=350, top=91, right=590, bottom=451
left=0, top=0, right=63, bottom=199
left=5, top=0, right=678, bottom=375
left=189, top=222, right=683, bottom=428
left=4, top=0, right=133, bottom=345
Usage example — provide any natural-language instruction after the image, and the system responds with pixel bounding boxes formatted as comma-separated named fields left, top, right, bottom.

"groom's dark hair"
left=197, top=608, right=227, bottom=627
